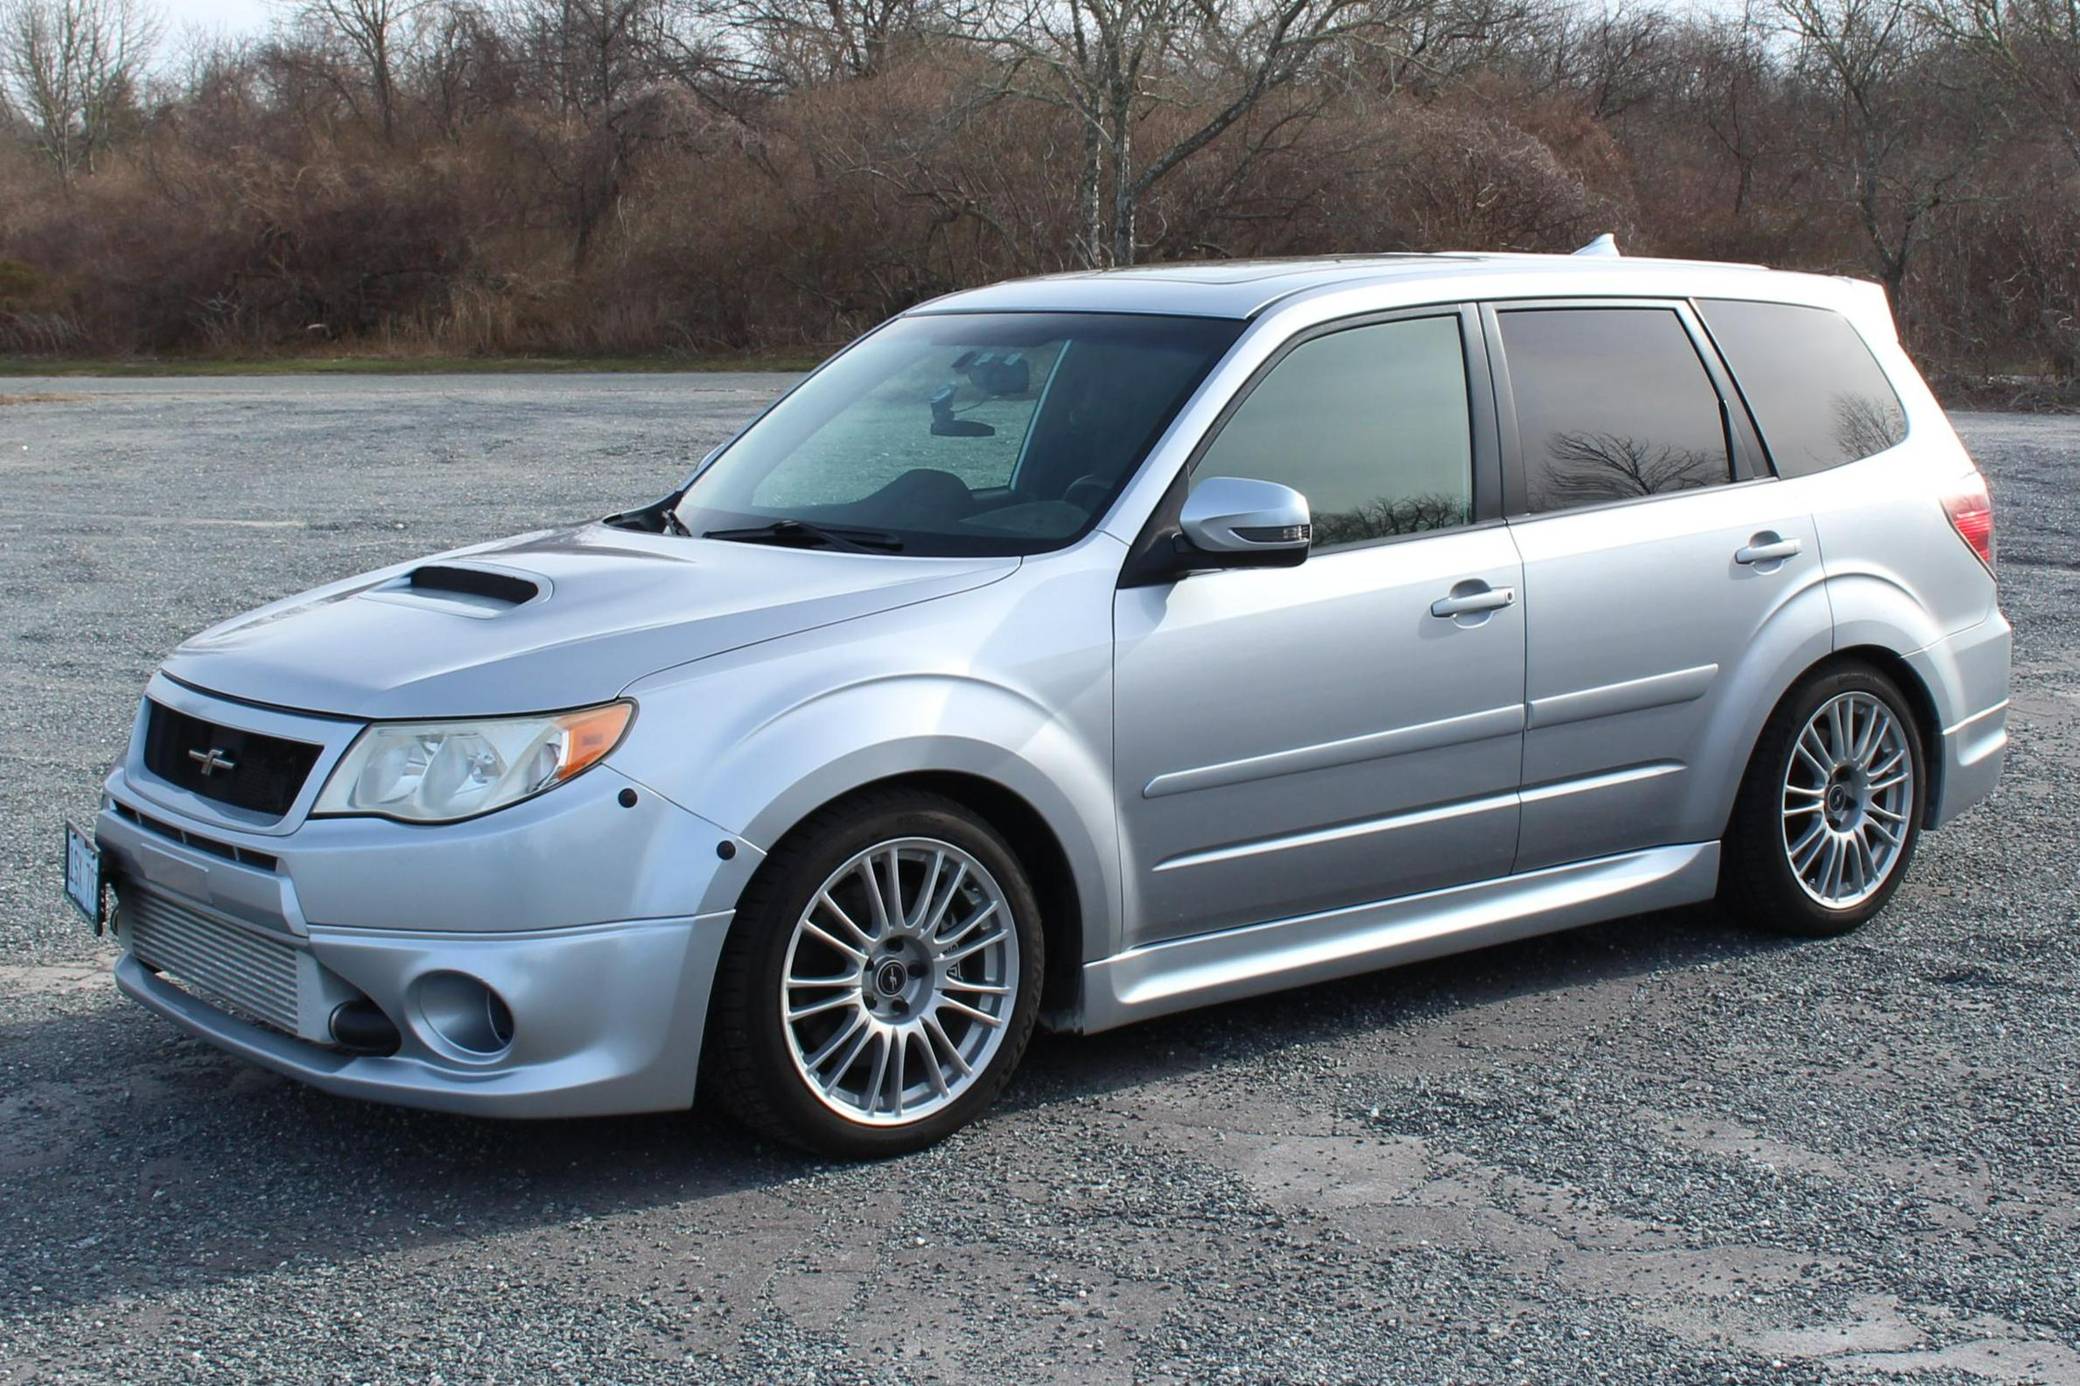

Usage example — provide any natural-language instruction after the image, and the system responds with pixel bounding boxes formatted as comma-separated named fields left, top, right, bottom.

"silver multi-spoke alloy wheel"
left=780, top=837, right=1018, bottom=1125
left=1780, top=691, right=1915, bottom=908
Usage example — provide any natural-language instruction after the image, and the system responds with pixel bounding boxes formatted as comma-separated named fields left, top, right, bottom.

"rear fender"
left=1681, top=575, right=1836, bottom=841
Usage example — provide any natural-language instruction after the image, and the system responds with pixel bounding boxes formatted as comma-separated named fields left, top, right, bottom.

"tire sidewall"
left=1735, top=666, right=1928, bottom=935
left=732, top=795, right=1045, bottom=1157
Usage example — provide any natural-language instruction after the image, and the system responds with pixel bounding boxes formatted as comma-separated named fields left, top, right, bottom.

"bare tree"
left=411, top=0, right=505, bottom=139
left=1776, top=0, right=1979, bottom=305
left=1673, top=6, right=1778, bottom=216
left=1926, top=0, right=2080, bottom=171
left=964, top=0, right=1394, bottom=267
left=1536, top=431, right=1722, bottom=507
left=0, top=0, right=159, bottom=178
left=507, top=0, right=731, bottom=267
left=280, top=0, right=428, bottom=141
left=1540, top=0, right=1674, bottom=120
left=1363, top=0, right=1543, bottom=97
left=721, top=0, right=935, bottom=79
left=1833, top=388, right=1907, bottom=454
left=1312, top=491, right=1468, bottom=543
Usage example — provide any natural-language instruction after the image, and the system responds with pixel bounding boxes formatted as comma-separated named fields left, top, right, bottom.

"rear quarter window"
left=1697, top=299, right=1908, bottom=477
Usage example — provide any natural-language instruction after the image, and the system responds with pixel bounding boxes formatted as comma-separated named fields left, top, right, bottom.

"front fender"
left=727, top=683, right=1118, bottom=958
left=610, top=550, right=1125, bottom=960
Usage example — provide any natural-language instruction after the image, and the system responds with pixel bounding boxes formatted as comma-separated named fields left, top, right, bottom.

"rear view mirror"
left=929, top=385, right=995, bottom=437
left=952, top=350, right=1030, bottom=397
left=1177, top=477, right=1311, bottom=570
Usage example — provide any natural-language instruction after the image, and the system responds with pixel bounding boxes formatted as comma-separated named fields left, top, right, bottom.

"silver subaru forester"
left=75, top=251, right=2009, bottom=1155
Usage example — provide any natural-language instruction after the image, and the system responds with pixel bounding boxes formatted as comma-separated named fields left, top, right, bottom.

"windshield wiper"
left=701, top=518, right=904, bottom=553
left=604, top=493, right=692, bottom=535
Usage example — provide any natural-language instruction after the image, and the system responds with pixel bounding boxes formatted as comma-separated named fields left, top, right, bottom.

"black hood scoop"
left=357, top=563, right=547, bottom=617
left=409, top=564, right=542, bottom=605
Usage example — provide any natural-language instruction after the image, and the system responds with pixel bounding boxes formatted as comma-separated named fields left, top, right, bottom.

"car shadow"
left=1007, top=900, right=1798, bottom=1113
left=1, top=901, right=1796, bottom=1317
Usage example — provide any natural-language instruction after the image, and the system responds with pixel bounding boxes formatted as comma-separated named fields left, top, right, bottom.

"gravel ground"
left=1, top=379, right=2075, bottom=1384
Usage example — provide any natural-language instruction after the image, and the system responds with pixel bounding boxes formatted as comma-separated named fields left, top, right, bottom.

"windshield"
left=674, top=312, right=1244, bottom=556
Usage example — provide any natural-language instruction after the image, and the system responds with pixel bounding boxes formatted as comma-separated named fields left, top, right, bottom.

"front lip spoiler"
left=117, top=952, right=368, bottom=1085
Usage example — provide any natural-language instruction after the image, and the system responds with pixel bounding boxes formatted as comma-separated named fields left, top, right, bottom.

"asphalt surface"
left=1, top=378, right=2075, bottom=1383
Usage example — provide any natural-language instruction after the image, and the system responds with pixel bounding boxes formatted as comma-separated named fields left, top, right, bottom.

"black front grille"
left=142, top=702, right=322, bottom=818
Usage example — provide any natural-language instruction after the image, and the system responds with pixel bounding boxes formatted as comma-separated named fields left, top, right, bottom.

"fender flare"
left=681, top=674, right=1122, bottom=968
left=1686, top=572, right=1949, bottom=840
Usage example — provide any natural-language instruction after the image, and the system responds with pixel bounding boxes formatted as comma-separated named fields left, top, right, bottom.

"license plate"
left=64, top=822, right=107, bottom=934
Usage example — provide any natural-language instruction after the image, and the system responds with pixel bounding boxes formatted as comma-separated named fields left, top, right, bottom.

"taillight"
left=1940, top=471, right=1995, bottom=574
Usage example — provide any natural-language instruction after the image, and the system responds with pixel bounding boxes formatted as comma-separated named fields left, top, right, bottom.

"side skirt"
left=1073, top=842, right=1721, bottom=1034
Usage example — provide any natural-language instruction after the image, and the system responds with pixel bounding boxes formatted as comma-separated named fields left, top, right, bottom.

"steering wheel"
left=1063, top=472, right=1111, bottom=513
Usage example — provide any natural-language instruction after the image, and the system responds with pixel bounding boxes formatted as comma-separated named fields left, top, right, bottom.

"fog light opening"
left=415, top=971, right=515, bottom=1058
left=486, top=988, right=514, bottom=1048
left=330, top=998, right=402, bottom=1056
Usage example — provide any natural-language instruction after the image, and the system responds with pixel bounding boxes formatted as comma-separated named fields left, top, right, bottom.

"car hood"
left=162, top=523, right=1020, bottom=719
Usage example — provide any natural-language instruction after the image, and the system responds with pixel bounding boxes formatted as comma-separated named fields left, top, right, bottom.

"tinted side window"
left=1698, top=299, right=1907, bottom=476
left=1195, top=315, right=1473, bottom=548
left=1498, top=307, right=1732, bottom=515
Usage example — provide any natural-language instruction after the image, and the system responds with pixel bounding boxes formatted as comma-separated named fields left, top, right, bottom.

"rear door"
left=1113, top=308, right=1526, bottom=947
left=1485, top=300, right=1823, bottom=871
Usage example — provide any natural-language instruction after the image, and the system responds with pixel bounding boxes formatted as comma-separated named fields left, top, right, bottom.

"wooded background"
left=1, top=0, right=2074, bottom=397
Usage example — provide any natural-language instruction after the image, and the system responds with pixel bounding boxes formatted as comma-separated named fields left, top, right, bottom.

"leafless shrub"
left=0, top=0, right=2070, bottom=394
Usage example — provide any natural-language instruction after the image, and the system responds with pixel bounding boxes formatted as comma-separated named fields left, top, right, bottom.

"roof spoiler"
left=1572, top=233, right=1620, bottom=258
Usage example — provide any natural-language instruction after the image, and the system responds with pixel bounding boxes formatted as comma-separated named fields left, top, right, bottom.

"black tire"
left=1721, top=663, right=1928, bottom=938
left=709, top=787, right=1045, bottom=1158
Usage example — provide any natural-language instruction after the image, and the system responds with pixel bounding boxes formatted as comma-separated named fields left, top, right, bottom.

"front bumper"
left=114, top=914, right=730, bottom=1117
left=95, top=681, right=762, bottom=1117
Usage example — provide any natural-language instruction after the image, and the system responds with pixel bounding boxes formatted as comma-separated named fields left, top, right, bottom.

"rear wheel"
left=1722, top=665, right=1926, bottom=937
left=711, top=789, right=1044, bottom=1157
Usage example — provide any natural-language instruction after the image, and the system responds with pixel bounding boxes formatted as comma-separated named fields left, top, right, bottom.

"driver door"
left=1113, top=309, right=1527, bottom=948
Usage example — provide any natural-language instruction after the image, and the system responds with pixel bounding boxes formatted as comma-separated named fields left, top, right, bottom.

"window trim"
left=1117, top=301, right=1500, bottom=587
left=1004, top=340, right=1074, bottom=494
left=1687, top=294, right=1913, bottom=479
left=1479, top=296, right=1770, bottom=520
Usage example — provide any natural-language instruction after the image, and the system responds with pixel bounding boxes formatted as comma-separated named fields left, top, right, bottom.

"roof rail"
left=1572, top=233, right=1620, bottom=258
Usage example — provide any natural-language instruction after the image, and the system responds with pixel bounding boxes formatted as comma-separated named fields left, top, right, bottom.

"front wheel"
left=710, top=789, right=1044, bottom=1157
left=1721, top=665, right=1927, bottom=937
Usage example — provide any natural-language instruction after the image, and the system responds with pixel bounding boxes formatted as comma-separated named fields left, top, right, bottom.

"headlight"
left=313, top=701, right=633, bottom=823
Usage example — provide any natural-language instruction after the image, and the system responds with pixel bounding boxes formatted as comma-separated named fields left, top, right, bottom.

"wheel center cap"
left=874, top=960, right=909, bottom=997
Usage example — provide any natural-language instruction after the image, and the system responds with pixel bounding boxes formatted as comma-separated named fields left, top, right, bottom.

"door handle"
left=1735, top=536, right=1803, bottom=565
left=1430, top=586, right=1516, bottom=618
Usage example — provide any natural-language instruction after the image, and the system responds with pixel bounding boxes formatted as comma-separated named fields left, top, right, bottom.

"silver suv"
left=78, top=252, right=2009, bottom=1155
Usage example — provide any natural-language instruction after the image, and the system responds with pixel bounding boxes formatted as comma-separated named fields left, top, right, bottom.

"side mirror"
left=1177, top=476, right=1311, bottom=570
